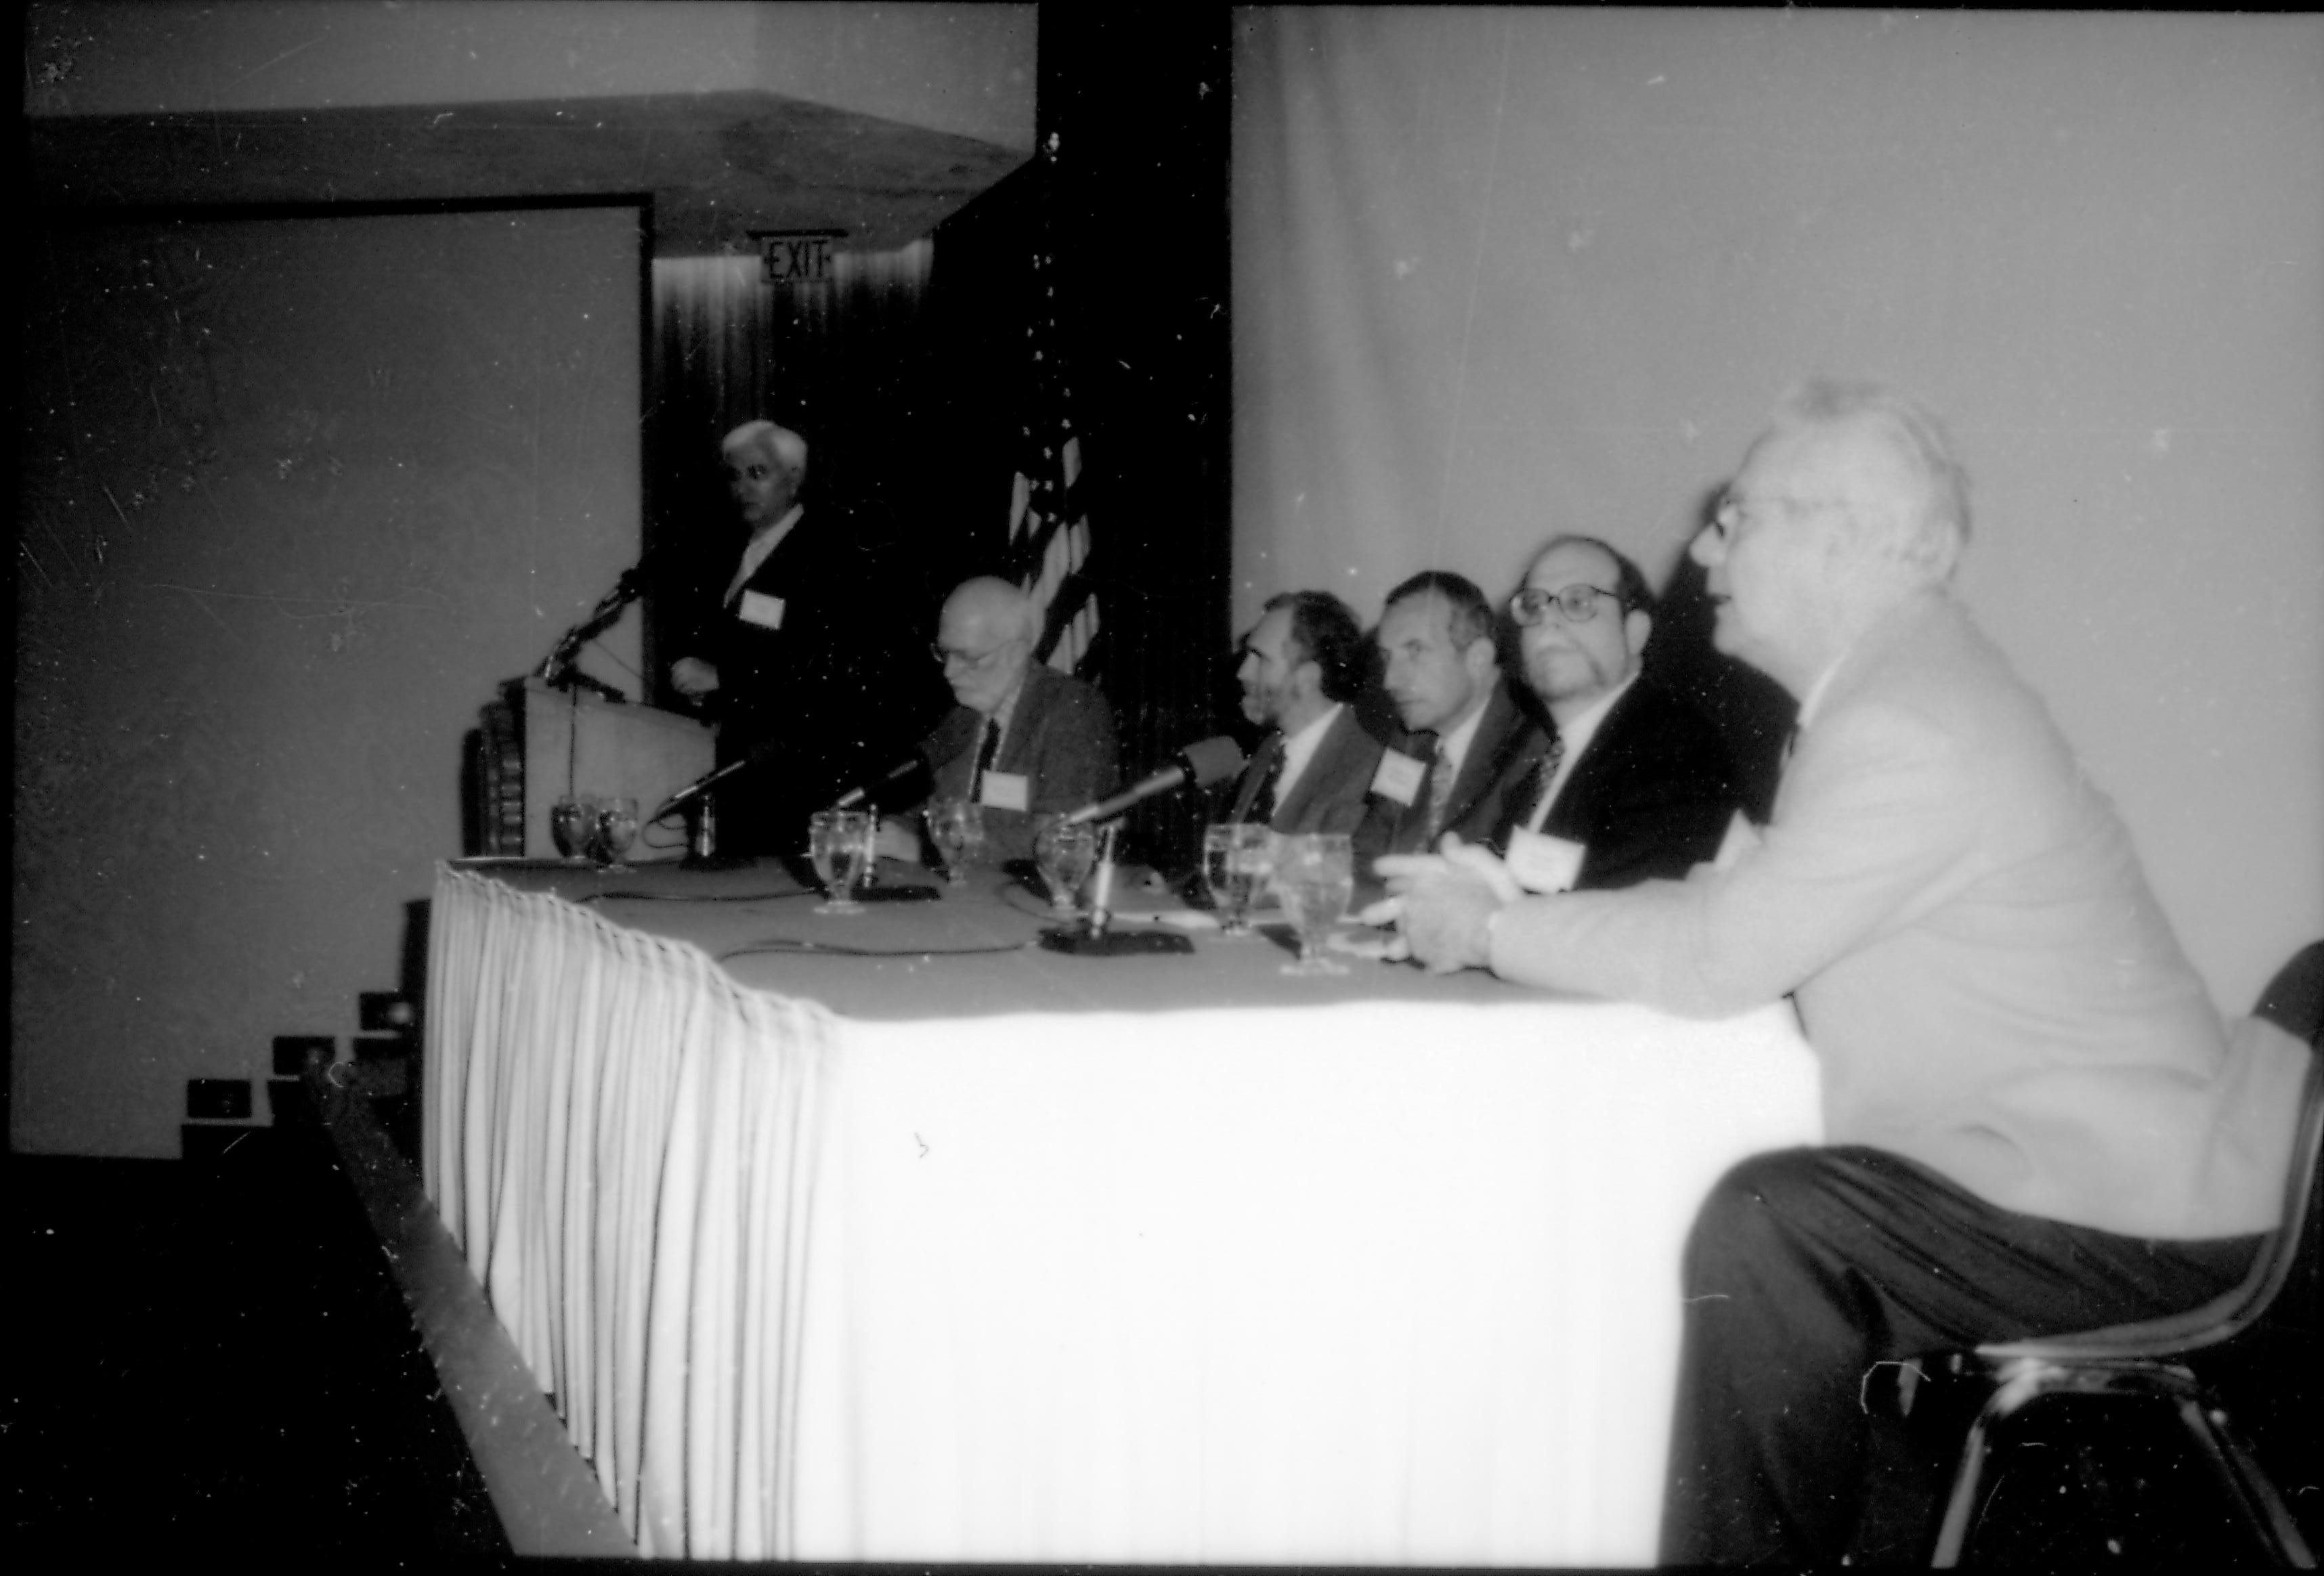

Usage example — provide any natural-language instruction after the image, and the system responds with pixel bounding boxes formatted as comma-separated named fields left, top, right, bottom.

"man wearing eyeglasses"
left=1223, top=590, right=1386, bottom=836
left=1492, top=535, right=1739, bottom=894
left=1379, top=382, right=2301, bottom=1564
left=898, top=575, right=1118, bottom=864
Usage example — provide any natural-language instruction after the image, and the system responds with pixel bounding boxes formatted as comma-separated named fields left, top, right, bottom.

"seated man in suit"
left=1224, top=590, right=1385, bottom=835
left=1379, top=381, right=2304, bottom=1564
left=1364, top=571, right=1555, bottom=862
left=888, top=576, right=1118, bottom=866
left=1491, top=534, right=1741, bottom=892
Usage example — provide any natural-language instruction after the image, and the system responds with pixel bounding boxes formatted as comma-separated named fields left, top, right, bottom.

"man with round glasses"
left=1380, top=382, right=2302, bottom=1563
left=897, top=576, right=1117, bottom=864
left=1491, top=535, right=1739, bottom=892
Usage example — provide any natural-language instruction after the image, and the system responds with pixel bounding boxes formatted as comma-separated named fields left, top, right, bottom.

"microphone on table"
left=828, top=752, right=934, bottom=812
left=651, top=737, right=785, bottom=822
left=1060, top=736, right=1246, bottom=827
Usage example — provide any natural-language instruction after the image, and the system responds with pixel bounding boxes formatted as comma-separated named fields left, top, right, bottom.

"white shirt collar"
left=724, top=502, right=806, bottom=603
left=1434, top=688, right=1492, bottom=777
left=1273, top=702, right=1343, bottom=804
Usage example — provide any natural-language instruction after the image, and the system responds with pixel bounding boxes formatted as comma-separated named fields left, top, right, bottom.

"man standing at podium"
left=666, top=420, right=925, bottom=854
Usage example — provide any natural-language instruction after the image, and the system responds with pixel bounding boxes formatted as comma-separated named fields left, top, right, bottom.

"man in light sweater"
left=1379, top=380, right=2306, bottom=1563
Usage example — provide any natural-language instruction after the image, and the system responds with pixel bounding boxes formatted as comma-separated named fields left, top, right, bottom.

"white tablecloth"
left=425, top=863, right=1822, bottom=1563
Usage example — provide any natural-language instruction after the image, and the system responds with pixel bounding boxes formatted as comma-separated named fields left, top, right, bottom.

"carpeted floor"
left=7, top=1119, right=507, bottom=1564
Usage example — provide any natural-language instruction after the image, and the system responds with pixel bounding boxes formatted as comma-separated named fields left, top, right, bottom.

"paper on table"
left=1327, top=927, right=1411, bottom=963
left=1150, top=910, right=1222, bottom=932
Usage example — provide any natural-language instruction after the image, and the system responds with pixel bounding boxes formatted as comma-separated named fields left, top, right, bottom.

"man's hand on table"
left=1363, top=835, right=1520, bottom=976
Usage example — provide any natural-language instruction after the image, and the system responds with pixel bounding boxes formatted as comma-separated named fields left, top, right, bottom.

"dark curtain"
left=643, top=3, right=1235, bottom=868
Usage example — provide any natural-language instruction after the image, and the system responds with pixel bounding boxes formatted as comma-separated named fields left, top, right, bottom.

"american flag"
left=1007, top=136, right=1099, bottom=674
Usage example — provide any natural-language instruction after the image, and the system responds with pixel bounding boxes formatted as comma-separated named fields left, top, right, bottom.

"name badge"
left=1371, top=749, right=1426, bottom=806
left=979, top=770, right=1029, bottom=812
left=1712, top=810, right=1763, bottom=873
left=738, top=590, right=786, bottom=630
left=1507, top=828, right=1587, bottom=894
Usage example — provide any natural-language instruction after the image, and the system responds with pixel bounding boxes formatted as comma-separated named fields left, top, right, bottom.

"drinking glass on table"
left=592, top=796, right=640, bottom=870
left=926, top=796, right=986, bottom=886
left=808, top=808, right=874, bottom=915
left=1201, top=821, right=1274, bottom=938
left=550, top=796, right=596, bottom=861
left=1270, top=831, right=1354, bottom=976
left=1032, top=814, right=1099, bottom=917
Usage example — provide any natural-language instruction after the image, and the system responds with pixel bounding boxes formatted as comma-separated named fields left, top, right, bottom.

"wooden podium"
left=474, top=679, right=714, bottom=861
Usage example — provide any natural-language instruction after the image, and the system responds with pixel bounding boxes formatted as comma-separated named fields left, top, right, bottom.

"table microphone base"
left=1038, top=927, right=1195, bottom=957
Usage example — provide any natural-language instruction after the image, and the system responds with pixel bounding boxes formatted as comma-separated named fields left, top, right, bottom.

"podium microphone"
left=1060, top=737, right=1245, bottom=827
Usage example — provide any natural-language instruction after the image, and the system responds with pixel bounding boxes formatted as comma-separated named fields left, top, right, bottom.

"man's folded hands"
left=1364, top=834, right=1520, bottom=974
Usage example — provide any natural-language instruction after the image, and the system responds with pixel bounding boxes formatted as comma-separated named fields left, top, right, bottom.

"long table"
left=424, top=857, right=1822, bottom=1564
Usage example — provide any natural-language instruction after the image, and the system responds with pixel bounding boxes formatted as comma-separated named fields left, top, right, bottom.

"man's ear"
left=1293, top=657, right=1324, bottom=704
left=1624, top=608, right=1653, bottom=657
left=1461, top=635, right=1497, bottom=683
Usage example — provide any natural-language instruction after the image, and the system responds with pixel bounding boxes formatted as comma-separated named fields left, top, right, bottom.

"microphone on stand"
left=1060, top=737, right=1246, bottom=827
left=651, top=737, right=785, bottom=823
left=830, top=753, right=934, bottom=812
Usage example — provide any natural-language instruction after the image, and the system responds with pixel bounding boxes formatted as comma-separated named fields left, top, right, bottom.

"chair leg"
left=2175, top=1397, right=2319, bottom=1568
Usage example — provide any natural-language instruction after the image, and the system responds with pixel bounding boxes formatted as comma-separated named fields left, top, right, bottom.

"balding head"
left=718, top=420, right=809, bottom=533
left=936, top=577, right=1039, bottom=716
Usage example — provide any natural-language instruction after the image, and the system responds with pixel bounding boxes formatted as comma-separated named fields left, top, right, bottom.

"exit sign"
left=755, top=231, right=846, bottom=285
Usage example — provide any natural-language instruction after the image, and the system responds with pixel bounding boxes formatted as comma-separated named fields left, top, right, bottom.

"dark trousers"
left=1661, top=1146, right=2262, bottom=1565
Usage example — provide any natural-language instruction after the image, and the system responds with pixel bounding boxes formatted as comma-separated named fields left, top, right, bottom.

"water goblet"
left=1032, top=814, right=1099, bottom=917
left=926, top=797, right=985, bottom=887
left=808, top=808, right=874, bottom=915
left=592, top=796, right=640, bottom=870
left=550, top=796, right=596, bottom=862
left=1201, top=822, right=1273, bottom=938
left=1272, top=831, right=1354, bottom=976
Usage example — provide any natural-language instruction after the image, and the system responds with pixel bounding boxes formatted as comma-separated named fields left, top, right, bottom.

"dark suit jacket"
left=678, top=504, right=945, bottom=853
left=1363, top=678, right=1556, bottom=865
left=918, top=662, right=1120, bottom=863
left=1226, top=706, right=1387, bottom=837
left=1503, top=676, right=1742, bottom=892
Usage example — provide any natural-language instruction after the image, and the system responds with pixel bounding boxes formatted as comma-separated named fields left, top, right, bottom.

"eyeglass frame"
left=929, top=638, right=1018, bottom=673
left=1706, top=491, right=1857, bottom=545
left=1507, top=584, right=1628, bottom=627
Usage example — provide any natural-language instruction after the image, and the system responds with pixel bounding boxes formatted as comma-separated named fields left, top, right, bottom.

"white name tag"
left=1713, top=810, right=1763, bottom=873
left=1371, top=749, right=1426, bottom=806
left=738, top=590, right=786, bottom=630
left=1507, top=828, right=1587, bottom=894
left=979, top=770, right=1029, bottom=812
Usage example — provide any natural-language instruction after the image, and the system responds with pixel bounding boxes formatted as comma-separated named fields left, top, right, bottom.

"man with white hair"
left=666, top=420, right=929, bottom=854
left=1380, top=382, right=2304, bottom=1562
left=897, top=576, right=1118, bottom=865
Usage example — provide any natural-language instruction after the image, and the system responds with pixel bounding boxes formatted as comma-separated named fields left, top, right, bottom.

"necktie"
left=1245, top=736, right=1286, bottom=825
left=1423, top=741, right=1457, bottom=842
left=1521, top=737, right=1568, bottom=833
left=972, top=719, right=1001, bottom=799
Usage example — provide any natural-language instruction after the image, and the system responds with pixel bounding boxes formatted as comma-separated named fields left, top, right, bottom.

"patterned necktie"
left=1423, top=740, right=1457, bottom=841
left=1522, top=737, right=1568, bottom=833
left=971, top=718, right=1001, bottom=799
left=1245, top=735, right=1286, bottom=825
